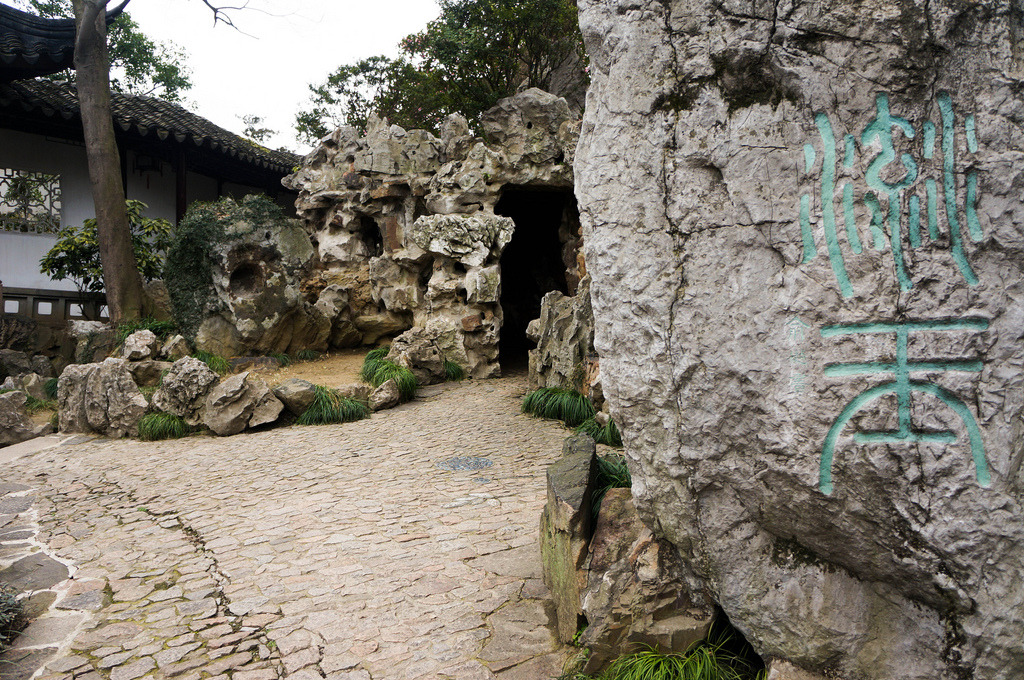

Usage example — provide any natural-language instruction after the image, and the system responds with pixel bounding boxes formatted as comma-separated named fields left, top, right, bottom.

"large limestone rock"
left=152, top=357, right=219, bottom=426
left=0, top=349, right=32, bottom=381
left=69, top=321, right=117, bottom=364
left=0, top=391, right=36, bottom=448
left=57, top=359, right=148, bottom=437
left=203, top=372, right=283, bottom=436
left=528, top=276, right=595, bottom=391
left=171, top=196, right=331, bottom=357
left=540, top=449, right=597, bottom=643
left=579, top=489, right=715, bottom=674
left=576, top=0, right=1024, bottom=677
left=410, top=214, right=515, bottom=268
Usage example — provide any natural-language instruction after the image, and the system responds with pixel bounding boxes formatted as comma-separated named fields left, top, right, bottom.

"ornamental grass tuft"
left=360, top=347, right=390, bottom=383
left=138, top=412, right=192, bottom=441
left=192, top=351, right=230, bottom=375
left=44, top=377, right=59, bottom=400
left=576, top=417, right=623, bottom=447
left=367, top=361, right=418, bottom=402
left=297, top=385, right=370, bottom=425
left=561, top=637, right=765, bottom=680
left=116, top=317, right=178, bottom=343
left=443, top=359, right=466, bottom=382
left=294, top=349, right=321, bottom=362
left=522, top=387, right=596, bottom=428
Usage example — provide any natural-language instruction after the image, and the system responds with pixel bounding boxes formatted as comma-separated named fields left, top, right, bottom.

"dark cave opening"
left=495, top=186, right=574, bottom=367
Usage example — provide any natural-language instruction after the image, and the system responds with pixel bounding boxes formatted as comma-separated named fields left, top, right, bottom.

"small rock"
left=273, top=379, right=317, bottom=416
left=119, top=330, right=160, bottom=361
left=369, top=379, right=401, bottom=411
left=160, top=334, right=191, bottom=362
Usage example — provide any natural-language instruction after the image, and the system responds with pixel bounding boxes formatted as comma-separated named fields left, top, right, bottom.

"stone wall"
left=285, top=89, right=584, bottom=377
left=575, top=0, right=1024, bottom=678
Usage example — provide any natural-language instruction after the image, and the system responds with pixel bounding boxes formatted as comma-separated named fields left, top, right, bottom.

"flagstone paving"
left=0, top=375, right=574, bottom=680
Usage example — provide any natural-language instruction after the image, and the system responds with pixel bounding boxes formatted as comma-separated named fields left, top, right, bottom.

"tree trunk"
left=73, top=0, right=143, bottom=324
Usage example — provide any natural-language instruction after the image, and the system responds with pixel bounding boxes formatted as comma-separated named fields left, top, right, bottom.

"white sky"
left=124, top=0, right=441, bottom=154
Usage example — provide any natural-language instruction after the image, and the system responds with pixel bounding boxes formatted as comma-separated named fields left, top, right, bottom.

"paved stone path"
left=1, top=375, right=573, bottom=680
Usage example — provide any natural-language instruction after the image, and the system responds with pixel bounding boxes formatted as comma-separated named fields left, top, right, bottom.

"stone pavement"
left=1, top=375, right=574, bottom=680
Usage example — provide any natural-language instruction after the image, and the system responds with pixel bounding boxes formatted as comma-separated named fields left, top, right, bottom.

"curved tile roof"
left=0, top=78, right=299, bottom=175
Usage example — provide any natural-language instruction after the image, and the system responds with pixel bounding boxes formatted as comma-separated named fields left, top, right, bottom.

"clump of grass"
left=522, top=387, right=596, bottom=428
left=576, top=417, right=623, bottom=447
left=297, top=385, right=370, bottom=425
left=44, top=377, right=59, bottom=400
left=360, top=347, right=390, bottom=382
left=443, top=359, right=466, bottom=382
left=117, top=317, right=178, bottom=343
left=367, top=361, right=418, bottom=401
left=138, top=413, right=192, bottom=441
left=0, top=584, right=24, bottom=655
left=24, top=395, right=57, bottom=414
left=269, top=352, right=292, bottom=367
left=591, top=453, right=632, bottom=518
left=293, top=349, right=321, bottom=362
left=192, top=350, right=230, bottom=375
left=565, top=637, right=763, bottom=680
left=139, top=386, right=159, bottom=402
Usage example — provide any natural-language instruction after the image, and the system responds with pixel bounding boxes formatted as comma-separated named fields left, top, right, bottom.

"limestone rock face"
left=58, top=359, right=147, bottom=438
left=575, top=0, right=1024, bottom=677
left=69, top=321, right=117, bottom=364
left=580, top=489, right=715, bottom=674
left=202, top=372, right=283, bottom=436
left=119, top=330, right=159, bottom=360
left=539, top=451, right=597, bottom=643
left=528, top=276, right=595, bottom=391
left=176, top=196, right=330, bottom=357
left=0, top=391, right=35, bottom=448
left=285, top=89, right=583, bottom=377
left=152, top=357, right=218, bottom=426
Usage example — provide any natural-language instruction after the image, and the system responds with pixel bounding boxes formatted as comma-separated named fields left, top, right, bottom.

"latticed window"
left=0, top=169, right=62, bottom=234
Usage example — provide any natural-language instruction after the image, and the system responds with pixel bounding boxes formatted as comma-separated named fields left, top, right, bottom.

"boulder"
left=480, top=88, right=572, bottom=166
left=19, top=373, right=48, bottom=401
left=575, top=0, right=1024, bottom=676
left=29, top=355, right=54, bottom=378
left=203, top=372, right=283, bottom=436
left=579, top=489, right=715, bottom=674
left=0, top=349, right=32, bottom=381
left=273, top=378, right=317, bottom=416
left=69, top=321, right=117, bottom=364
left=386, top=330, right=446, bottom=386
left=0, top=391, right=35, bottom=448
left=562, top=433, right=596, bottom=458
left=119, top=330, right=159, bottom=360
left=528, top=276, right=594, bottom=391
left=336, top=383, right=370, bottom=402
left=369, top=379, right=401, bottom=411
left=540, top=450, right=598, bottom=643
left=160, top=334, right=191, bottom=362
left=767, top=661, right=828, bottom=680
left=410, top=214, right=515, bottom=268
left=128, top=360, right=173, bottom=388
left=58, top=359, right=147, bottom=437
left=151, top=357, right=218, bottom=426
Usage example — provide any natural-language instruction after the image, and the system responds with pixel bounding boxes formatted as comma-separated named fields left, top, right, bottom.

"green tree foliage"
left=13, top=0, right=192, bottom=101
left=295, top=0, right=585, bottom=143
left=39, top=200, right=173, bottom=295
left=239, top=114, right=276, bottom=144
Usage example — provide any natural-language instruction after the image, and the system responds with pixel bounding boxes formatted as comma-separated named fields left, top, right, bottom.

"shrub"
left=192, top=351, right=230, bottom=375
left=0, top=584, right=24, bottom=655
left=522, top=387, right=596, bottom=428
left=138, top=413, right=191, bottom=441
left=360, top=347, right=390, bottom=382
left=576, top=417, right=623, bottom=447
left=297, top=385, right=370, bottom=425
left=44, top=377, right=59, bottom=400
left=443, top=359, right=466, bottom=382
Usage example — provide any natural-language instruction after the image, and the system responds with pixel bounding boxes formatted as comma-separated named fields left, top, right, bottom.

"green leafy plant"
left=44, top=377, right=59, bottom=400
left=360, top=347, right=390, bottom=382
left=576, top=417, right=623, bottom=447
left=39, top=199, right=173, bottom=298
left=522, top=387, right=596, bottom=428
left=565, top=637, right=763, bottom=680
left=443, top=359, right=466, bottom=382
left=294, top=349, right=321, bottom=362
left=0, top=584, right=24, bottom=655
left=116, top=317, right=178, bottom=343
left=269, top=352, right=292, bottom=367
left=192, top=351, right=230, bottom=375
left=296, top=385, right=370, bottom=425
left=137, top=412, right=191, bottom=441
left=366, top=361, right=418, bottom=401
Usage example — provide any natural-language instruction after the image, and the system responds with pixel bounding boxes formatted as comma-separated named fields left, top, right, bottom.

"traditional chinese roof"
left=0, top=1, right=126, bottom=81
left=0, top=78, right=299, bottom=183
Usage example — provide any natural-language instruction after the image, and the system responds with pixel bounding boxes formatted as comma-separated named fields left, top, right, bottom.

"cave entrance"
left=495, top=185, right=576, bottom=368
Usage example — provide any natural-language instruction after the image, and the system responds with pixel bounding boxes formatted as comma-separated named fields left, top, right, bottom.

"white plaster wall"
left=125, top=149, right=177, bottom=222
